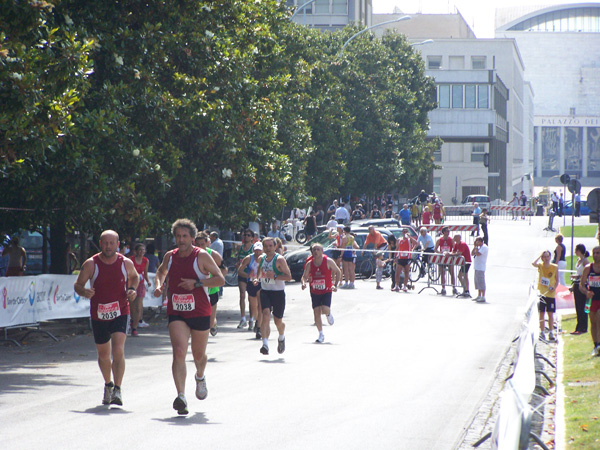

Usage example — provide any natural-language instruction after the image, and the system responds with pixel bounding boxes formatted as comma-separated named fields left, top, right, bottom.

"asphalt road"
left=1, top=215, right=595, bottom=450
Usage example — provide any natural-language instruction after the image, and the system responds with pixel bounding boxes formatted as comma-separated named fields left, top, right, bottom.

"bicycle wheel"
left=358, top=259, right=375, bottom=280
left=409, top=261, right=421, bottom=283
left=296, top=231, right=307, bottom=244
left=225, top=265, right=238, bottom=286
left=428, top=263, right=441, bottom=282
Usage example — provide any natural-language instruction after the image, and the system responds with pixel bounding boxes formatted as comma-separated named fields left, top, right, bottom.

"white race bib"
left=261, top=270, right=276, bottom=285
left=97, top=301, right=121, bottom=321
left=172, top=293, right=195, bottom=312
left=441, top=245, right=450, bottom=253
left=540, top=277, right=550, bottom=287
left=589, top=275, right=600, bottom=288
left=311, top=280, right=326, bottom=290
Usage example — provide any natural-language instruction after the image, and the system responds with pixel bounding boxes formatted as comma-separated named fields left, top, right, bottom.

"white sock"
left=262, top=338, right=268, bottom=347
left=278, top=334, right=285, bottom=342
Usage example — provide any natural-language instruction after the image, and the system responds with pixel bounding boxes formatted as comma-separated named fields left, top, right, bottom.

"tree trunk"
left=50, top=218, right=67, bottom=274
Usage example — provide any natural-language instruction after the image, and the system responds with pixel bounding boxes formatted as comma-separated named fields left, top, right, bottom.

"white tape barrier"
left=0, top=273, right=162, bottom=328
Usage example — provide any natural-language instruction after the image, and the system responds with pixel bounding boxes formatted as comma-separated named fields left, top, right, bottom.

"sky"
left=372, top=0, right=591, bottom=38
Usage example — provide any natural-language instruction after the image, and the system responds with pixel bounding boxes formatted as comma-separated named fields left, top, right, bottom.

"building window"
left=471, top=56, right=486, bottom=69
left=428, top=56, right=442, bottom=70
left=542, top=127, right=560, bottom=175
left=438, top=85, right=450, bottom=108
left=314, top=0, right=329, bottom=14
left=452, top=85, right=463, bottom=108
left=465, top=85, right=476, bottom=108
left=471, top=144, right=485, bottom=162
left=449, top=56, right=465, bottom=69
left=433, top=149, right=442, bottom=162
left=433, top=177, right=441, bottom=195
left=332, top=0, right=347, bottom=14
left=588, top=127, right=600, bottom=176
left=565, top=127, right=582, bottom=174
left=478, top=85, right=489, bottom=109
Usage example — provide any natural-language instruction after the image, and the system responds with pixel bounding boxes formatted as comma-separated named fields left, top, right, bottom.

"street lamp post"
left=337, top=16, right=411, bottom=58
left=290, top=0, right=317, bottom=20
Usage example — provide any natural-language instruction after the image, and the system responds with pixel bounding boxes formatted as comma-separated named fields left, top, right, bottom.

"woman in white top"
left=570, top=244, right=590, bottom=335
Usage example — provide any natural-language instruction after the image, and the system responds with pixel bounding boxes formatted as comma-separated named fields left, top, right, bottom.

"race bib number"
left=261, top=271, right=277, bottom=285
left=311, top=280, right=326, bottom=290
left=540, top=277, right=550, bottom=287
left=172, top=293, right=195, bottom=312
left=589, top=275, right=600, bottom=288
left=98, top=301, right=121, bottom=321
left=441, top=245, right=450, bottom=253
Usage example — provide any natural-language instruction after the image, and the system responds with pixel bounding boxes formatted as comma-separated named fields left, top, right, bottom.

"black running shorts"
left=91, top=314, right=128, bottom=345
left=261, top=289, right=286, bottom=319
left=168, top=315, right=210, bottom=331
left=311, top=292, right=332, bottom=309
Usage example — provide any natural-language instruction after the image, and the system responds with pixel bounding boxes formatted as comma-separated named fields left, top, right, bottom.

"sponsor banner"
left=0, top=275, right=89, bottom=327
left=0, top=273, right=163, bottom=328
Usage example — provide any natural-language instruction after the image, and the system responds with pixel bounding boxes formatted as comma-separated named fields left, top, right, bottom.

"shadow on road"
left=152, top=411, right=217, bottom=426
left=71, top=405, right=132, bottom=415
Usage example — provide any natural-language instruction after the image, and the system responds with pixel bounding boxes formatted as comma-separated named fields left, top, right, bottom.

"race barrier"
left=473, top=287, right=552, bottom=450
left=490, top=205, right=533, bottom=222
left=0, top=273, right=162, bottom=347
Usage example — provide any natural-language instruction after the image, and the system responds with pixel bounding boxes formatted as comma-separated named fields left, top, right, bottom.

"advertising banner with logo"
left=0, top=275, right=90, bottom=327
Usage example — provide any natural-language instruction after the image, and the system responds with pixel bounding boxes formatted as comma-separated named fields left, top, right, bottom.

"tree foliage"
left=1, top=1, right=439, bottom=272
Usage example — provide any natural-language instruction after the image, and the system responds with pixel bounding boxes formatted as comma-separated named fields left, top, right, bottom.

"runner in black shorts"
left=92, top=315, right=129, bottom=345
left=168, top=315, right=211, bottom=331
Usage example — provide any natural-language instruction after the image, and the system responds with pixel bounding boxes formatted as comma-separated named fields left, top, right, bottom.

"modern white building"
left=287, top=0, right=372, bottom=30
left=496, top=3, right=600, bottom=187
left=374, top=13, right=535, bottom=202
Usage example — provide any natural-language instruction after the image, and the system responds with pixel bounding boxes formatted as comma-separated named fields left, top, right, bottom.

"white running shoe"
left=138, top=320, right=150, bottom=328
left=102, top=382, right=114, bottom=405
left=476, top=297, right=486, bottom=303
left=316, top=335, right=324, bottom=343
left=248, top=319, right=254, bottom=331
left=327, top=313, right=334, bottom=326
left=348, top=282, right=355, bottom=289
left=195, top=374, right=208, bottom=400
left=237, top=318, right=247, bottom=329
left=110, top=387, right=123, bottom=406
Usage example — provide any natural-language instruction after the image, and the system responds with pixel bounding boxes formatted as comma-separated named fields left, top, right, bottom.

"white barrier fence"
left=0, top=273, right=161, bottom=330
left=475, top=286, right=551, bottom=450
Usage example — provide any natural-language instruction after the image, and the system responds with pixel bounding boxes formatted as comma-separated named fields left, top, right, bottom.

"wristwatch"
left=127, top=287, right=136, bottom=292
left=194, top=280, right=203, bottom=288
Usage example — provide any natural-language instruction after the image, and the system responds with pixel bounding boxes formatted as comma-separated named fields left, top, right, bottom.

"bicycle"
left=223, top=256, right=239, bottom=286
left=408, top=252, right=440, bottom=283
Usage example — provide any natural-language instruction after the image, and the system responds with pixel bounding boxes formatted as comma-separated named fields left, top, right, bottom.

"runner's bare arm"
left=153, top=251, right=172, bottom=297
left=328, top=258, right=342, bottom=289
left=301, top=261, right=312, bottom=290
left=237, top=255, right=252, bottom=280
left=275, top=256, right=292, bottom=282
left=74, top=258, right=96, bottom=298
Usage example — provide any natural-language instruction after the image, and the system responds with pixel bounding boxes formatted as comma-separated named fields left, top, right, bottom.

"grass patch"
left=560, top=225, right=598, bottom=238
left=561, top=314, right=600, bottom=449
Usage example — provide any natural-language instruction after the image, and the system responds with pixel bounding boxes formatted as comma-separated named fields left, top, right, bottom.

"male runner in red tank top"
left=75, top=230, right=139, bottom=407
left=153, top=219, right=225, bottom=415
left=301, top=243, right=341, bottom=343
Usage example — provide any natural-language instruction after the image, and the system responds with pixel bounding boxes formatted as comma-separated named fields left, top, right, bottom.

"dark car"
left=284, top=227, right=393, bottom=282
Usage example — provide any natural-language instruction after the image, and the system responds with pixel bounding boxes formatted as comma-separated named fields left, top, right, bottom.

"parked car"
left=563, top=199, right=590, bottom=216
left=462, top=195, right=490, bottom=210
left=384, top=226, right=419, bottom=239
left=16, top=230, right=50, bottom=275
left=350, top=218, right=400, bottom=228
left=284, top=227, right=393, bottom=282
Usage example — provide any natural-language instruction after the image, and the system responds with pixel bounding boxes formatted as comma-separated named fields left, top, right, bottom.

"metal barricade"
left=490, top=205, right=533, bottom=222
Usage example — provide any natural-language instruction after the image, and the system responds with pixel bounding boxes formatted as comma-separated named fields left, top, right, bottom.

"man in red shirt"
left=450, top=234, right=472, bottom=298
left=74, top=230, right=139, bottom=407
left=435, top=227, right=456, bottom=296
left=153, top=219, right=225, bottom=415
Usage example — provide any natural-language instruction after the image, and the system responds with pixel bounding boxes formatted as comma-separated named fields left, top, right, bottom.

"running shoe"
left=376, top=286, right=383, bottom=290
left=131, top=329, right=138, bottom=337
left=539, top=332, right=546, bottom=341
left=195, top=374, right=208, bottom=400
left=255, top=328, right=262, bottom=339
left=327, top=313, right=334, bottom=326
left=260, top=345, right=269, bottom=355
left=402, top=286, right=408, bottom=292
left=473, top=296, right=480, bottom=301
left=173, top=395, right=189, bottom=415
left=440, top=289, right=447, bottom=296
left=110, top=387, right=123, bottom=406
left=348, top=282, right=355, bottom=289
left=476, top=297, right=486, bottom=303
left=277, top=337, right=286, bottom=354
left=548, top=331, right=556, bottom=342
left=102, top=382, right=114, bottom=405
left=393, top=286, right=400, bottom=292
left=237, top=318, right=247, bottom=329
left=248, top=319, right=254, bottom=331
left=452, top=288, right=459, bottom=296
left=210, top=325, right=218, bottom=336
left=138, top=320, right=150, bottom=328
left=592, top=345, right=600, bottom=357
left=316, top=335, right=324, bottom=344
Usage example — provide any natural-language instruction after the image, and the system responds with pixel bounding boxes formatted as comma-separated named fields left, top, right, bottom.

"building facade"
left=287, top=0, right=372, bottom=30
left=496, top=3, right=600, bottom=187
left=374, top=13, right=535, bottom=202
